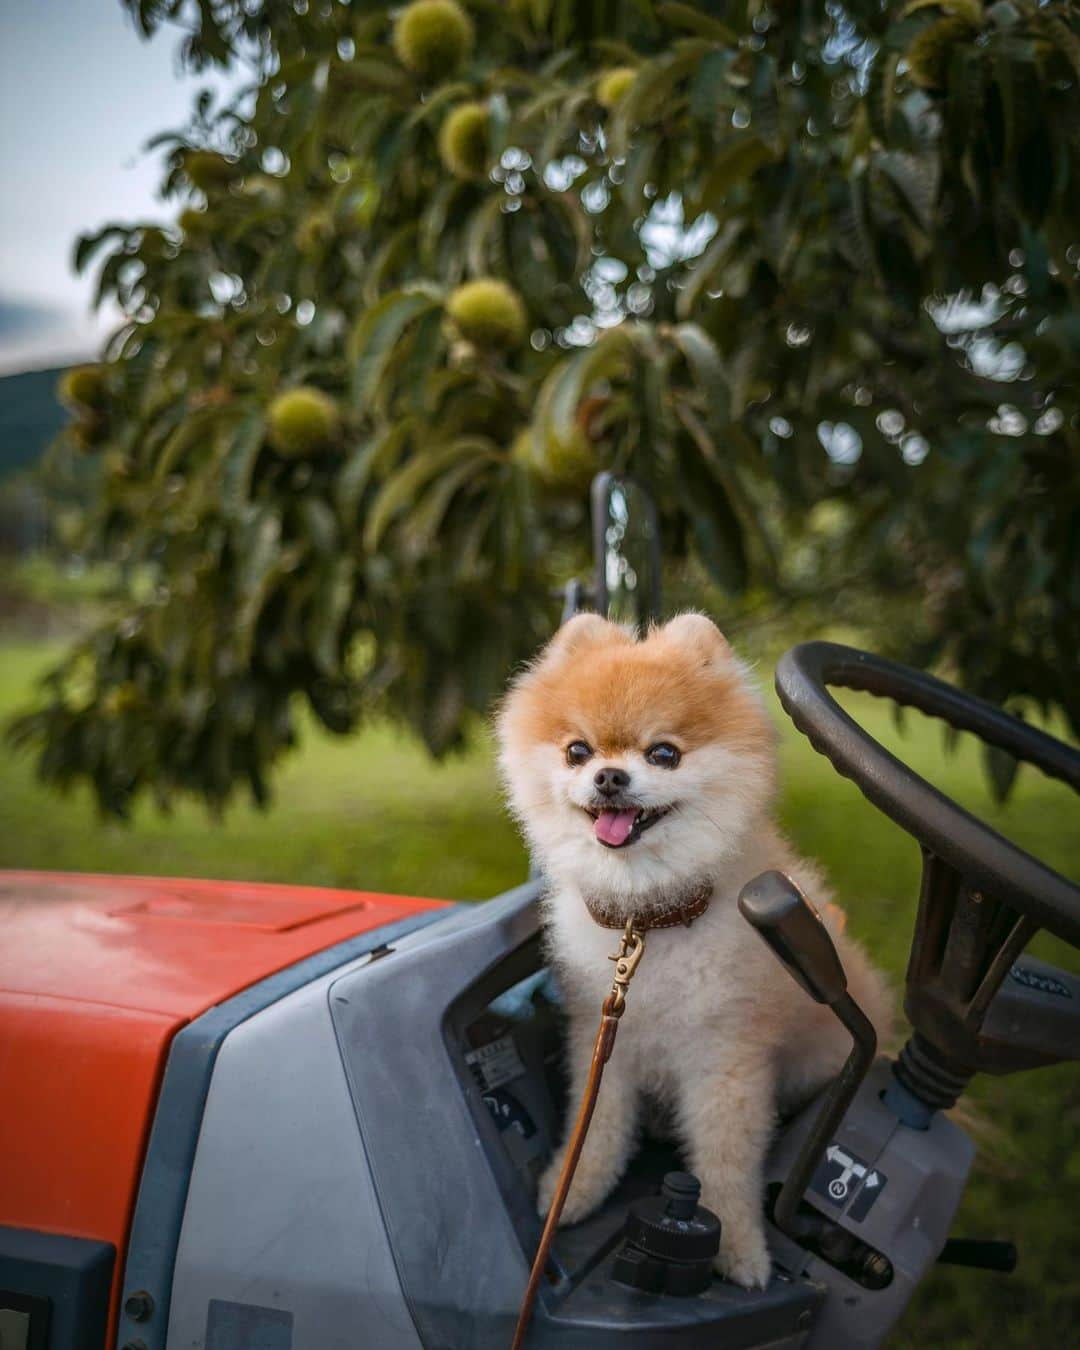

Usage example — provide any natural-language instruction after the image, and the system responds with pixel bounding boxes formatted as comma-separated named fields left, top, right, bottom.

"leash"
left=509, top=920, right=646, bottom=1350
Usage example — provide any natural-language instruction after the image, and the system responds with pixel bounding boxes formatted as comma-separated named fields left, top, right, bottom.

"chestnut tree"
left=13, top=0, right=1080, bottom=814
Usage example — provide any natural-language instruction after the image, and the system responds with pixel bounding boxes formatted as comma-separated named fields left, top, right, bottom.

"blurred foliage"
left=10, top=0, right=1080, bottom=815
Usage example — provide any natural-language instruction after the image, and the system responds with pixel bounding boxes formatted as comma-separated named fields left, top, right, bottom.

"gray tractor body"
left=119, top=882, right=974, bottom=1349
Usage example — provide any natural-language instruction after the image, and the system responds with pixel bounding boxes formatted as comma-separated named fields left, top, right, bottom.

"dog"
left=496, top=611, right=892, bottom=1288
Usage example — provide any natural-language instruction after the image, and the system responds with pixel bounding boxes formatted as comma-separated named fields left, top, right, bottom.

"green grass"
left=0, top=640, right=525, bottom=899
left=2, top=638, right=1078, bottom=1346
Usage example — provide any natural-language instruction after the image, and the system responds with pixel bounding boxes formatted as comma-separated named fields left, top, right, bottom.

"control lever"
left=738, top=871, right=878, bottom=1243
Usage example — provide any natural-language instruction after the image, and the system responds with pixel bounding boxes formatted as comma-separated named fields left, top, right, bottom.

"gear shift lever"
left=738, top=870, right=848, bottom=1006
left=738, top=871, right=878, bottom=1242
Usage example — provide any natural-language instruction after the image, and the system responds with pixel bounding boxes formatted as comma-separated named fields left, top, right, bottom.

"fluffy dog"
left=497, top=612, right=891, bottom=1288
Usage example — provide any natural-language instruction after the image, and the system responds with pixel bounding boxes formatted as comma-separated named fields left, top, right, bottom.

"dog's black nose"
left=594, top=766, right=631, bottom=795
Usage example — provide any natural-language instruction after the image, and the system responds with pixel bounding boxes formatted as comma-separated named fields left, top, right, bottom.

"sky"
left=0, top=0, right=241, bottom=374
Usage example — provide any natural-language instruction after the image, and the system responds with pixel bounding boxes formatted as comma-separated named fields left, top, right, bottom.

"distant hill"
left=0, top=297, right=68, bottom=342
left=0, top=366, right=70, bottom=480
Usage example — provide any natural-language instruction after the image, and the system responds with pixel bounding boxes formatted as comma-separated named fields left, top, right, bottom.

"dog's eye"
left=645, top=742, right=681, bottom=769
left=566, top=741, right=593, bottom=766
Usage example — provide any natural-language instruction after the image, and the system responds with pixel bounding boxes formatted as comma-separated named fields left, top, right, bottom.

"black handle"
left=738, top=871, right=847, bottom=1006
left=739, top=871, right=878, bottom=1245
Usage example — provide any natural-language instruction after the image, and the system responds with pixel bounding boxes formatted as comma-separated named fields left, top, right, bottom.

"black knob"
left=661, top=1171, right=701, bottom=1220
left=612, top=1171, right=721, bottom=1297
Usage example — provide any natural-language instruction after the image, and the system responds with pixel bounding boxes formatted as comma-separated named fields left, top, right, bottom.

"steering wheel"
left=775, top=642, right=1080, bottom=949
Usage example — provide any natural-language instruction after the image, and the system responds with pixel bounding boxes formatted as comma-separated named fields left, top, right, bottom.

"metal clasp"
left=607, top=920, right=646, bottom=1014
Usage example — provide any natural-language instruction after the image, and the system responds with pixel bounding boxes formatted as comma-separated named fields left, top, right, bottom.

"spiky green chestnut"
left=438, top=101, right=489, bottom=180
left=267, top=387, right=341, bottom=457
left=596, top=66, right=637, bottom=110
left=535, top=424, right=601, bottom=493
left=59, top=365, right=107, bottom=412
left=393, top=0, right=474, bottom=78
left=446, top=279, right=527, bottom=349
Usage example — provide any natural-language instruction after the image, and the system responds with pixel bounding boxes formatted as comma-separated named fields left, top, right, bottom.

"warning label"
left=482, top=1087, right=537, bottom=1139
left=810, top=1143, right=887, bottom=1222
left=465, top=1033, right=526, bottom=1093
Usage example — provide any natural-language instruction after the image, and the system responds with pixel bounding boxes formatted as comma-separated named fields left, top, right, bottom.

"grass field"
left=2, top=637, right=1078, bottom=1346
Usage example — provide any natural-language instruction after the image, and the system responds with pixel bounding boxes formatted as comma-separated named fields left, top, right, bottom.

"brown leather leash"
left=509, top=921, right=646, bottom=1350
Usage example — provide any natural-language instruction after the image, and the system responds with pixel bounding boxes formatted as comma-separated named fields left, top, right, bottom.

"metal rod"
left=773, top=993, right=878, bottom=1240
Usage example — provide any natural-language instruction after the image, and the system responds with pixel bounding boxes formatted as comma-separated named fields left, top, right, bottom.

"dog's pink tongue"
left=595, top=809, right=639, bottom=846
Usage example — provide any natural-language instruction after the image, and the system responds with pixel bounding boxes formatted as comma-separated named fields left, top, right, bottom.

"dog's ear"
left=660, top=612, right=732, bottom=668
left=540, top=613, right=632, bottom=665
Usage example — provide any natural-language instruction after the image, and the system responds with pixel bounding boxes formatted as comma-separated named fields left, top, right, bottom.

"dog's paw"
left=535, top=1156, right=608, bottom=1226
left=714, top=1233, right=771, bottom=1290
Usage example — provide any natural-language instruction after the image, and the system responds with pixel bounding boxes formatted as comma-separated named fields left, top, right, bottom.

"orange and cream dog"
left=497, top=612, right=891, bottom=1288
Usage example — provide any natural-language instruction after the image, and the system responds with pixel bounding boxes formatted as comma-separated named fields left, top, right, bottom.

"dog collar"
left=582, top=879, right=714, bottom=931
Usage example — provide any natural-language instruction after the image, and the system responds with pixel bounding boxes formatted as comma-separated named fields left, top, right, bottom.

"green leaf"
left=74, top=225, right=127, bottom=275
left=1039, top=13, right=1080, bottom=83
left=406, top=454, right=493, bottom=552
left=868, top=48, right=901, bottom=142
left=874, top=151, right=939, bottom=232
left=334, top=436, right=379, bottom=526
left=944, top=44, right=986, bottom=167
left=675, top=218, right=745, bottom=318
left=694, top=134, right=774, bottom=214
left=750, top=53, right=781, bottom=153
left=835, top=171, right=880, bottom=284
left=674, top=442, right=748, bottom=593
left=656, top=5, right=738, bottom=43
left=535, top=328, right=635, bottom=448
left=610, top=42, right=713, bottom=155
left=297, top=496, right=339, bottom=557
left=232, top=506, right=284, bottom=667
left=309, top=555, right=355, bottom=676
left=667, top=322, right=730, bottom=433
left=689, top=50, right=734, bottom=126
left=674, top=398, right=776, bottom=582
left=348, top=288, right=441, bottom=415
left=983, top=739, right=1020, bottom=803
left=362, top=223, right=421, bottom=308
left=363, top=438, right=496, bottom=552
left=153, top=406, right=230, bottom=485
left=465, top=195, right=509, bottom=277
left=220, top=410, right=267, bottom=518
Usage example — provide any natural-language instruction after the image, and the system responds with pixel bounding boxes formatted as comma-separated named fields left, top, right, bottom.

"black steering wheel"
left=775, top=642, right=1080, bottom=948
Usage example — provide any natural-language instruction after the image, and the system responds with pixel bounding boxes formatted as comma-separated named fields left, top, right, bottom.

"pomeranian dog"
left=497, top=612, right=891, bottom=1288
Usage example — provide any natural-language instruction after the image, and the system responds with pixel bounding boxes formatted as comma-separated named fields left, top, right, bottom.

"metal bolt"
left=861, top=1251, right=893, bottom=1288
left=124, top=1290, right=154, bottom=1321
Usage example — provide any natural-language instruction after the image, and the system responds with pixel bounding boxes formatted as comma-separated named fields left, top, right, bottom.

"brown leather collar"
left=582, top=878, right=714, bottom=931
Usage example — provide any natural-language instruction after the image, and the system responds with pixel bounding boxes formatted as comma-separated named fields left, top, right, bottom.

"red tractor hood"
left=0, top=870, right=447, bottom=1332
